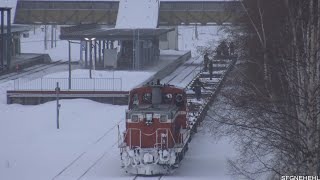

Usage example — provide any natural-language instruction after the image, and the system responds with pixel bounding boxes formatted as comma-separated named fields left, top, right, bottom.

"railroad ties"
left=185, top=57, right=237, bottom=135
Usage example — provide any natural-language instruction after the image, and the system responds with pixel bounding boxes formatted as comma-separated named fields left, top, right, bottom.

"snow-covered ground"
left=0, top=99, right=127, bottom=180
left=0, top=3, right=237, bottom=179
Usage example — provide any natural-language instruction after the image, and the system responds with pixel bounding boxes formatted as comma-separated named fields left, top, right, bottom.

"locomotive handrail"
left=141, top=130, right=158, bottom=136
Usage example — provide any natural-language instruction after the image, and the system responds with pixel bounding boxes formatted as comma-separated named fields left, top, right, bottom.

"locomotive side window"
left=132, top=94, right=139, bottom=106
left=143, top=93, right=152, bottom=103
left=160, top=115, right=167, bottom=123
left=131, top=114, right=139, bottom=122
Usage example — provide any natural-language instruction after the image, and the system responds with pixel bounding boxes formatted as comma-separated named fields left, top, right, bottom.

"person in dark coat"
left=192, top=78, right=205, bottom=100
left=229, top=42, right=235, bottom=55
left=220, top=41, right=229, bottom=57
left=203, top=52, right=209, bottom=72
left=208, top=60, right=213, bottom=80
left=216, top=45, right=222, bottom=57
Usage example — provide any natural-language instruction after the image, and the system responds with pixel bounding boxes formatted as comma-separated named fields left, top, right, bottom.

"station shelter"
left=60, top=24, right=174, bottom=70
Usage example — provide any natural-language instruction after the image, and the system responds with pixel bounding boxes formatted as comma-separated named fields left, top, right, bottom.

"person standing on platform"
left=208, top=60, right=213, bottom=80
left=203, top=52, right=209, bottom=72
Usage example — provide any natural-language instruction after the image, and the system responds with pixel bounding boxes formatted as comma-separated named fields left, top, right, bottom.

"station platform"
left=6, top=50, right=191, bottom=105
left=0, top=53, right=51, bottom=75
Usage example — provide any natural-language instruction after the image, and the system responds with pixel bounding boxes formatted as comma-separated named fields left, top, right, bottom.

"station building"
left=0, top=7, right=50, bottom=72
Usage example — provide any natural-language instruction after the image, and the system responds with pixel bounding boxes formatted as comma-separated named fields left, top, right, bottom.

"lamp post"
left=84, top=37, right=96, bottom=79
left=67, top=40, right=81, bottom=90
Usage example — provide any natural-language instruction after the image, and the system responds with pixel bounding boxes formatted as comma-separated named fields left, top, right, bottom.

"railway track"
left=76, top=140, right=119, bottom=180
left=0, top=61, right=67, bottom=82
left=51, top=119, right=125, bottom=180
left=163, top=54, right=203, bottom=85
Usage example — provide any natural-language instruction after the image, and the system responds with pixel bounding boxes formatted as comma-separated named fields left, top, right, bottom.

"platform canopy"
left=59, top=24, right=175, bottom=40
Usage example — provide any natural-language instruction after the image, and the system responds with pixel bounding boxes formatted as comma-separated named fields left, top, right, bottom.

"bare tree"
left=209, top=0, right=320, bottom=178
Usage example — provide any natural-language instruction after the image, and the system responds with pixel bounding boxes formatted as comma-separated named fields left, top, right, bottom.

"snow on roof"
left=115, top=0, right=159, bottom=29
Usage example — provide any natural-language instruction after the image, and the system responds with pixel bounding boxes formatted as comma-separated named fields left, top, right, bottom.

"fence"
left=13, top=78, right=122, bottom=91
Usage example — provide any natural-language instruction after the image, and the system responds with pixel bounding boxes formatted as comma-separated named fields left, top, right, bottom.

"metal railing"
left=13, top=78, right=122, bottom=91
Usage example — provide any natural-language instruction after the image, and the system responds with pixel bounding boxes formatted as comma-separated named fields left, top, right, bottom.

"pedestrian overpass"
left=14, top=0, right=242, bottom=25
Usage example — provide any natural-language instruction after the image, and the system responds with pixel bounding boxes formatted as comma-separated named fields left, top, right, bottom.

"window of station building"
left=131, top=114, right=139, bottom=123
left=142, top=93, right=152, bottom=103
left=160, top=115, right=168, bottom=123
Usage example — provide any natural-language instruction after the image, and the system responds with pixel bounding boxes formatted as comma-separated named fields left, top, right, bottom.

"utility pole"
left=51, top=25, right=54, bottom=48
left=44, top=25, right=47, bottom=50
left=1, top=10, right=5, bottom=71
left=55, top=82, right=61, bottom=129
left=89, top=40, right=92, bottom=78
left=54, top=25, right=57, bottom=47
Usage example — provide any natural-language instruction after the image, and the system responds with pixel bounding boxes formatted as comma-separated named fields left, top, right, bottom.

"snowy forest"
left=213, top=0, right=320, bottom=178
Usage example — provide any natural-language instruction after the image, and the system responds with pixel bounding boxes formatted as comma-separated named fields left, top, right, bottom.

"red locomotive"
left=118, top=81, right=190, bottom=175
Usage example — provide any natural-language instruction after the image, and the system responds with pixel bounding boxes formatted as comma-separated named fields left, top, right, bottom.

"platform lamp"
left=84, top=37, right=96, bottom=79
